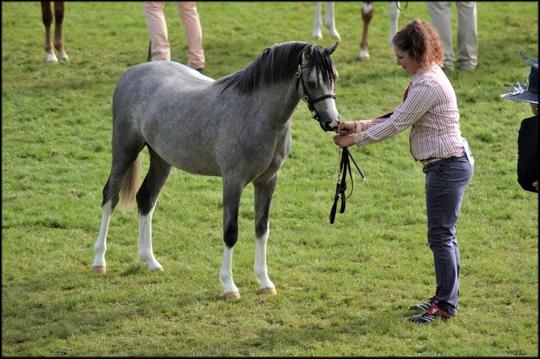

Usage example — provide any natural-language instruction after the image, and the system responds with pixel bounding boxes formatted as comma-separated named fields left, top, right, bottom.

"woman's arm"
left=354, top=80, right=437, bottom=147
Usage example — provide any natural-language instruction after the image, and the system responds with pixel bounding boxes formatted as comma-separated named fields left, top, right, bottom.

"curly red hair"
left=392, top=19, right=444, bottom=69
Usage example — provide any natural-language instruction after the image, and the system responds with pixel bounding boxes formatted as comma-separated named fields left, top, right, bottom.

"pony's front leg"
left=312, top=2, right=323, bottom=40
left=253, top=177, right=277, bottom=295
left=220, top=178, right=244, bottom=300
left=93, top=201, right=113, bottom=273
left=325, top=2, right=341, bottom=42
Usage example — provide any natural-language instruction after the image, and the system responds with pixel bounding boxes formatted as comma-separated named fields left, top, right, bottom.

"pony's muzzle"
left=320, top=115, right=340, bottom=132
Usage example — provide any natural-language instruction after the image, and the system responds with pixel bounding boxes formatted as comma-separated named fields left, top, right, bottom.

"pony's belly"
left=144, top=135, right=222, bottom=176
left=174, top=163, right=221, bottom=176
left=169, top=156, right=222, bottom=177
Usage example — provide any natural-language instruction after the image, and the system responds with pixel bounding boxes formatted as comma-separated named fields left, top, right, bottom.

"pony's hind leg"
left=92, top=197, right=113, bottom=273
left=93, top=144, right=144, bottom=273
left=253, top=176, right=278, bottom=295
left=53, top=1, right=68, bottom=61
left=136, top=147, right=171, bottom=272
left=41, top=1, right=58, bottom=63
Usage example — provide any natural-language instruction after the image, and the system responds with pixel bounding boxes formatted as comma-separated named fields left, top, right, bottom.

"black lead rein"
left=329, top=147, right=367, bottom=224
left=294, top=62, right=367, bottom=223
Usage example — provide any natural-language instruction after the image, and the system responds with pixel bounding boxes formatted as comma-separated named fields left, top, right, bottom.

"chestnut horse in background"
left=41, top=1, right=69, bottom=63
left=311, top=2, right=401, bottom=60
left=359, top=1, right=401, bottom=60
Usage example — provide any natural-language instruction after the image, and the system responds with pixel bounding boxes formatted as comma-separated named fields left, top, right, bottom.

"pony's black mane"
left=215, top=41, right=336, bottom=94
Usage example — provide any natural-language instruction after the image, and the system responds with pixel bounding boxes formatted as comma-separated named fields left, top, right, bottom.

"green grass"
left=2, top=1, right=538, bottom=356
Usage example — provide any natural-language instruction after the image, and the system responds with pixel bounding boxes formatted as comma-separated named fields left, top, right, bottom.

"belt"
left=420, top=152, right=466, bottom=166
left=421, top=158, right=443, bottom=166
left=420, top=152, right=465, bottom=166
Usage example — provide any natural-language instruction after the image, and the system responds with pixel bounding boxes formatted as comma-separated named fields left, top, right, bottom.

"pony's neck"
left=252, top=79, right=301, bottom=127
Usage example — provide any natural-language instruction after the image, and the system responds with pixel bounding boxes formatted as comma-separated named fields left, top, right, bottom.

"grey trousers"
left=423, top=154, right=473, bottom=316
left=428, top=1, right=478, bottom=70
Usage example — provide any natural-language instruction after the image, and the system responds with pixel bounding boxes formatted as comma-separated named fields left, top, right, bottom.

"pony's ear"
left=303, top=44, right=313, bottom=60
left=325, top=42, right=338, bottom=56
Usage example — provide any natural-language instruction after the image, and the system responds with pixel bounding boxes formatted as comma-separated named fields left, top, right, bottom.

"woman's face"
left=393, top=46, right=420, bottom=75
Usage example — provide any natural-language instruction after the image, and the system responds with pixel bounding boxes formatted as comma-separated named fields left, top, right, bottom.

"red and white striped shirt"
left=353, top=64, right=465, bottom=162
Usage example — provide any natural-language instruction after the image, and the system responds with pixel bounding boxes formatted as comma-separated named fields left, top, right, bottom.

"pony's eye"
left=307, top=81, right=317, bottom=88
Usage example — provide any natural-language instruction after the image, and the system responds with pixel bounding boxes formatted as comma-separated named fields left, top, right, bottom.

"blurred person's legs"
left=177, top=2, right=205, bottom=70
left=144, top=1, right=171, bottom=61
left=456, top=1, right=477, bottom=70
left=428, top=2, right=454, bottom=70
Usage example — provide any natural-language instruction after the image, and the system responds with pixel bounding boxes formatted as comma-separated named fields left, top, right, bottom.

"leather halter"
left=295, top=64, right=336, bottom=123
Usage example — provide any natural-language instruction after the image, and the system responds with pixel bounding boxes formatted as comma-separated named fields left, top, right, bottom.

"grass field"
left=2, top=1, right=538, bottom=356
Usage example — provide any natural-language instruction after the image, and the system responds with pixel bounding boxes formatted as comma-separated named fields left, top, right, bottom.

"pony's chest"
left=258, top=131, right=291, bottom=168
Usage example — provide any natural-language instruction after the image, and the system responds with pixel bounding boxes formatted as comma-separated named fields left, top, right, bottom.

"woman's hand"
left=333, top=134, right=355, bottom=148
left=336, top=121, right=357, bottom=136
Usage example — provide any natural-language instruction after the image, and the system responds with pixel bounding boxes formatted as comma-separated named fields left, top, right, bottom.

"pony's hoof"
left=141, top=256, right=163, bottom=272
left=312, top=33, right=323, bottom=41
left=223, top=291, right=241, bottom=300
left=258, top=287, right=277, bottom=295
left=329, top=32, right=341, bottom=42
left=58, top=53, right=69, bottom=62
left=358, top=49, right=370, bottom=61
left=46, top=52, right=58, bottom=63
left=93, top=266, right=106, bottom=274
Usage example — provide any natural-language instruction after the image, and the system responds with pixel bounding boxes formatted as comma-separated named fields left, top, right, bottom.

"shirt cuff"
left=355, top=120, right=369, bottom=132
left=353, top=132, right=367, bottom=148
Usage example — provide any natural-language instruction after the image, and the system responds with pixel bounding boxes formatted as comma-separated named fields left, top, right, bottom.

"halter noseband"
left=296, top=64, right=336, bottom=123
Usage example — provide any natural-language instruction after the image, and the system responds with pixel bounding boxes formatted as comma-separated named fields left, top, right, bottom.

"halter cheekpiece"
left=296, top=64, right=336, bottom=124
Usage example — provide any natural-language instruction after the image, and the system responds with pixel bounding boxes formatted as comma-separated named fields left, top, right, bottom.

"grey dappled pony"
left=92, top=41, right=340, bottom=300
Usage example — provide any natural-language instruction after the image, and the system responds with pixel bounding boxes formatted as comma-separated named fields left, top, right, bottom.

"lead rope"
left=329, top=147, right=367, bottom=224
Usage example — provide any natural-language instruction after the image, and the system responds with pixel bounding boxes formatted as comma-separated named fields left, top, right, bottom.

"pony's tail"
left=118, top=153, right=142, bottom=213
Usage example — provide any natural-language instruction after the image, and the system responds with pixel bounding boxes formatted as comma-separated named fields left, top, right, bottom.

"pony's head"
left=297, top=43, right=340, bottom=132
left=216, top=41, right=341, bottom=132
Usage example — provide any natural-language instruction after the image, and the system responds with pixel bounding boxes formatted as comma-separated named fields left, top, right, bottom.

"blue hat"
left=501, top=61, right=538, bottom=104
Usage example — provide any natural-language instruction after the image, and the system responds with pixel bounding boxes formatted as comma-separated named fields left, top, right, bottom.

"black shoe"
left=196, top=68, right=204, bottom=74
left=407, top=302, right=453, bottom=324
left=409, top=296, right=435, bottom=311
